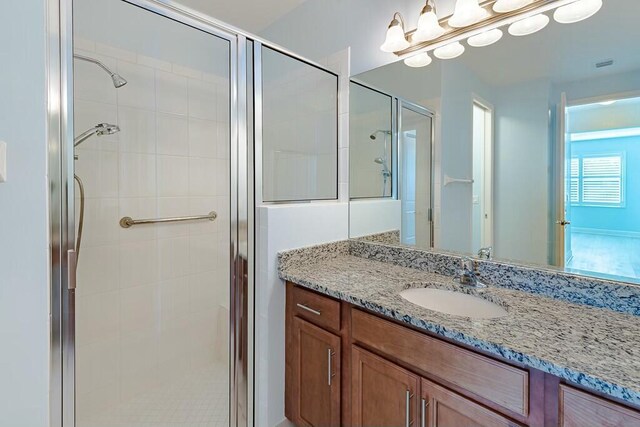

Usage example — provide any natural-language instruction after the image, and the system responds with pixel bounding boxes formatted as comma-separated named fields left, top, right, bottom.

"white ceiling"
left=175, top=0, right=308, bottom=33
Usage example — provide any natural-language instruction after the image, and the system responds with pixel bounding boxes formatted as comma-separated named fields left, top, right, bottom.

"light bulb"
left=380, top=14, right=410, bottom=52
left=508, top=14, right=549, bottom=36
left=493, top=0, right=533, bottom=13
left=449, top=0, right=490, bottom=28
left=434, top=42, right=465, bottom=60
left=554, top=0, right=602, bottom=24
left=404, top=52, right=433, bottom=68
left=414, top=3, right=445, bottom=42
left=467, top=28, right=503, bottom=47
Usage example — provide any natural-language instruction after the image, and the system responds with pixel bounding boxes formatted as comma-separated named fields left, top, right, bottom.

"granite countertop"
left=278, top=246, right=640, bottom=407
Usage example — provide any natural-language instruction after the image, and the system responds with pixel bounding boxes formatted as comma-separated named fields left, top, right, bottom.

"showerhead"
left=369, top=130, right=392, bottom=140
left=74, top=54, right=128, bottom=88
left=74, top=123, right=121, bottom=147
left=111, top=73, right=128, bottom=88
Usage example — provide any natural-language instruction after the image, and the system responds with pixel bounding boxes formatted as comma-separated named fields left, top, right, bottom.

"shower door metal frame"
left=49, top=0, right=256, bottom=425
left=397, top=100, right=436, bottom=249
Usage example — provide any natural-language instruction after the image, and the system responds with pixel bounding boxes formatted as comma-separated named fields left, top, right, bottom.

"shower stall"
left=47, top=1, right=340, bottom=426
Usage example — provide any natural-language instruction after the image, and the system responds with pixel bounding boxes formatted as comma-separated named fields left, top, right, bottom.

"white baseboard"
left=572, top=227, right=640, bottom=239
left=274, top=418, right=295, bottom=427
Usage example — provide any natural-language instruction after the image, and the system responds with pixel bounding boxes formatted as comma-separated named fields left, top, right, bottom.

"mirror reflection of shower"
left=73, top=54, right=125, bottom=261
left=74, top=54, right=128, bottom=88
left=370, top=129, right=392, bottom=196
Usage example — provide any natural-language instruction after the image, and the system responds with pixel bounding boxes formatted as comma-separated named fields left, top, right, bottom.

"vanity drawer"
left=559, top=385, right=640, bottom=427
left=291, top=285, right=341, bottom=333
left=351, top=309, right=529, bottom=417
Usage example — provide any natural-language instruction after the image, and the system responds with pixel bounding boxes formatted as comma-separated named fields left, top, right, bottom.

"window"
left=570, top=154, right=625, bottom=207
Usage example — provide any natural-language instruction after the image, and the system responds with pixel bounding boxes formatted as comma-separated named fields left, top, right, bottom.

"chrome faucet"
left=457, top=258, right=487, bottom=288
left=477, top=246, right=493, bottom=260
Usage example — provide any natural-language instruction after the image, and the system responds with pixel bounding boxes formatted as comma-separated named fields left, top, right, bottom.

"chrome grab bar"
left=119, top=211, right=217, bottom=228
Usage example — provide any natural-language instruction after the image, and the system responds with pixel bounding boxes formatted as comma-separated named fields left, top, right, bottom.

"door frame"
left=48, top=0, right=257, bottom=425
left=555, top=89, right=640, bottom=267
left=398, top=100, right=436, bottom=248
left=471, top=96, right=495, bottom=251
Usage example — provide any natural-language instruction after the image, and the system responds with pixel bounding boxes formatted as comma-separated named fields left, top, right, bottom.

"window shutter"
left=582, top=156, right=622, bottom=205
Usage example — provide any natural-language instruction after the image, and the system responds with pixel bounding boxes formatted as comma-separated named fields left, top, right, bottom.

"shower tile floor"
left=84, top=363, right=229, bottom=427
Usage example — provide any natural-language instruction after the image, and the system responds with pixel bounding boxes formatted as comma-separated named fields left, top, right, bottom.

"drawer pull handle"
left=297, top=303, right=321, bottom=316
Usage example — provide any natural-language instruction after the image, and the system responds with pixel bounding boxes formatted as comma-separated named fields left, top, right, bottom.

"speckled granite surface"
left=278, top=241, right=640, bottom=406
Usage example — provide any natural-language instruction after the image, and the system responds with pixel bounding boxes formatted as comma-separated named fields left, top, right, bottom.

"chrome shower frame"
left=49, top=0, right=341, bottom=425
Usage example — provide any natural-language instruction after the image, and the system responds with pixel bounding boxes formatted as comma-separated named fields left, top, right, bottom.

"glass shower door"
left=73, top=1, right=232, bottom=425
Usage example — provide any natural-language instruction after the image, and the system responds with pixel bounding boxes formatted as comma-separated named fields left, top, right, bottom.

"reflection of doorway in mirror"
left=563, top=94, right=640, bottom=283
left=472, top=100, right=494, bottom=256
left=400, top=105, right=433, bottom=249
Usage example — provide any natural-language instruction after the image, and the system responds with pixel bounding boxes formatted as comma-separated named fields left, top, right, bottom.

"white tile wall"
left=74, top=41, right=230, bottom=426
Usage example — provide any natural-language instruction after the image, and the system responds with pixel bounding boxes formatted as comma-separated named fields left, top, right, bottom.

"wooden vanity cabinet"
left=285, top=282, right=640, bottom=427
left=289, top=317, right=341, bottom=426
left=351, top=346, right=420, bottom=427
left=421, top=378, right=524, bottom=427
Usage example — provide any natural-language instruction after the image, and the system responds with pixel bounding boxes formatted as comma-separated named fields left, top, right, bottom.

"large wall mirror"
left=349, top=0, right=640, bottom=285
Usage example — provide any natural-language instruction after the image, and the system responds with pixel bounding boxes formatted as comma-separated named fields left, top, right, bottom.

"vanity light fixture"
left=404, top=52, right=433, bottom=67
left=553, top=0, right=602, bottom=24
left=508, top=13, right=549, bottom=36
left=493, top=0, right=534, bottom=13
left=381, top=0, right=604, bottom=68
left=434, top=41, right=465, bottom=59
left=414, top=0, right=446, bottom=42
left=448, top=0, right=490, bottom=28
left=380, top=12, right=410, bottom=52
left=467, top=28, right=504, bottom=47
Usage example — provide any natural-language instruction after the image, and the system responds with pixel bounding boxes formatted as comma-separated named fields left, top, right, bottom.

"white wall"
left=350, top=199, right=401, bottom=238
left=493, top=79, right=552, bottom=265
left=260, top=0, right=458, bottom=76
left=255, top=202, right=349, bottom=427
left=0, top=1, right=50, bottom=426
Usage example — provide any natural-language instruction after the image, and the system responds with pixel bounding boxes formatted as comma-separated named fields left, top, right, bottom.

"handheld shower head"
left=74, top=123, right=121, bottom=147
left=74, top=54, right=128, bottom=88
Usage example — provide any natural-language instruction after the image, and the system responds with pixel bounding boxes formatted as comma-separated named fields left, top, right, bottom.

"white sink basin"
left=399, top=288, right=508, bottom=319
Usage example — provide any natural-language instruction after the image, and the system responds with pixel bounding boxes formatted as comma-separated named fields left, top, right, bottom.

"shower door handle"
left=556, top=220, right=571, bottom=226
left=67, top=249, right=77, bottom=290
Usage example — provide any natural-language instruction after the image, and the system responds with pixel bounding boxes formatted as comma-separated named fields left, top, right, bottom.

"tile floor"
left=83, top=363, right=229, bottom=427
left=566, top=232, right=640, bottom=283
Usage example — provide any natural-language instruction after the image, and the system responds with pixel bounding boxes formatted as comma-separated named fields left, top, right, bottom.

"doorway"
left=399, top=102, right=434, bottom=248
left=562, top=95, right=640, bottom=283
left=472, top=100, right=494, bottom=255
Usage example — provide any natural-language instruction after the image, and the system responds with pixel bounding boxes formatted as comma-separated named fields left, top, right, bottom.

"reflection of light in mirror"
left=554, top=0, right=603, bottom=24
left=508, top=13, right=549, bottom=36
left=404, top=52, right=433, bottom=68
left=414, top=3, right=445, bottom=42
left=434, top=41, right=465, bottom=59
left=380, top=13, right=410, bottom=52
left=467, top=28, right=503, bottom=47
left=449, top=0, right=489, bottom=28
left=493, top=0, right=534, bottom=13
left=599, top=100, right=617, bottom=106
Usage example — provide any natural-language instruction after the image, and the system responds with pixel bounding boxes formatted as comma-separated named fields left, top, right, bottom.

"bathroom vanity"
left=279, top=241, right=640, bottom=427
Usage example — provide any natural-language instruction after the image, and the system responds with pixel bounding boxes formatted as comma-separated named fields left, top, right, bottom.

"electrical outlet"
left=0, top=141, right=6, bottom=183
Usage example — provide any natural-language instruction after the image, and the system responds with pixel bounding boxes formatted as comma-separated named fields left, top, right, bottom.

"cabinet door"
left=352, top=346, right=420, bottom=427
left=291, top=317, right=341, bottom=426
left=559, top=384, right=640, bottom=427
left=421, top=378, right=523, bottom=427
